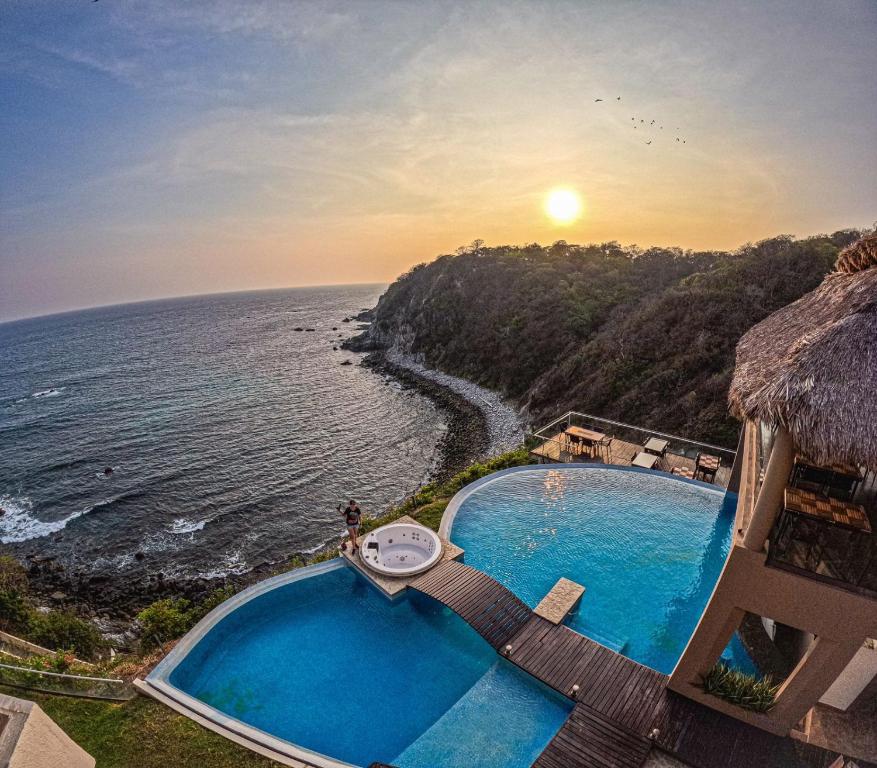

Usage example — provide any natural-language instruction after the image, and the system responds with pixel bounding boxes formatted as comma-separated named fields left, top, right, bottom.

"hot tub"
left=359, top=522, right=443, bottom=577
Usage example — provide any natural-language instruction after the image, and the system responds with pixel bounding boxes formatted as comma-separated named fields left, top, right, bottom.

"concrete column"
left=769, top=635, right=865, bottom=732
left=742, top=427, right=794, bottom=552
left=670, top=597, right=746, bottom=689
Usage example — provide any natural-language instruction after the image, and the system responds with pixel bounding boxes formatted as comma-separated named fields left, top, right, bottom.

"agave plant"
left=701, top=663, right=780, bottom=713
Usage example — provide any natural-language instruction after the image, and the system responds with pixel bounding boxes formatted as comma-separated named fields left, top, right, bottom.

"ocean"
left=0, top=286, right=447, bottom=586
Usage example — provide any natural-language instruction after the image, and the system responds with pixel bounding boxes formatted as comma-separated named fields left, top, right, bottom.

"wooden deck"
left=409, top=560, right=843, bottom=768
left=409, top=559, right=531, bottom=649
left=532, top=703, right=651, bottom=768
left=530, top=432, right=732, bottom=489
left=508, top=615, right=838, bottom=768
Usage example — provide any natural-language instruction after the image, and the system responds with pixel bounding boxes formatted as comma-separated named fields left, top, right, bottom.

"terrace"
left=528, top=410, right=737, bottom=489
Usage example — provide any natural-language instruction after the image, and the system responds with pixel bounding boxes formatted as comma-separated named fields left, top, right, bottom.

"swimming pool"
left=150, top=561, right=570, bottom=768
left=443, top=465, right=754, bottom=675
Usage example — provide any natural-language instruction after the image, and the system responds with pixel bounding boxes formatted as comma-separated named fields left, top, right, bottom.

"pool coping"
left=438, top=462, right=730, bottom=539
left=140, top=558, right=358, bottom=768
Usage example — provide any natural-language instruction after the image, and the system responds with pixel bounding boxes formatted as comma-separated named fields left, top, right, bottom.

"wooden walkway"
left=532, top=703, right=651, bottom=768
left=409, top=561, right=844, bottom=768
left=409, top=559, right=531, bottom=649
left=530, top=432, right=732, bottom=489
left=507, top=615, right=838, bottom=768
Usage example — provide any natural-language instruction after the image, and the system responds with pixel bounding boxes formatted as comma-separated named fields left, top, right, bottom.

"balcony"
left=766, top=457, right=877, bottom=598
left=528, top=411, right=737, bottom=489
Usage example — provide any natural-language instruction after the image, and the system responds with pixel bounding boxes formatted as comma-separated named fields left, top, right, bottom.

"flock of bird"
left=594, top=96, right=687, bottom=146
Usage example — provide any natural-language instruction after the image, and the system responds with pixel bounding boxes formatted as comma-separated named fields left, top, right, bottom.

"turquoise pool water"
left=168, top=563, right=570, bottom=768
left=448, top=466, right=754, bottom=675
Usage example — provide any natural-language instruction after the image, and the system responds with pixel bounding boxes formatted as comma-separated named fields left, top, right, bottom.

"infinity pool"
left=445, top=465, right=753, bottom=675
left=162, top=562, right=570, bottom=768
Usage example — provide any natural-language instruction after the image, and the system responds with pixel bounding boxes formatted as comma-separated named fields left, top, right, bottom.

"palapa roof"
left=729, top=234, right=877, bottom=470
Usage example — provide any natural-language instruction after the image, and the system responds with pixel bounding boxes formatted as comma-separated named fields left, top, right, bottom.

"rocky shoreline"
left=22, top=341, right=523, bottom=643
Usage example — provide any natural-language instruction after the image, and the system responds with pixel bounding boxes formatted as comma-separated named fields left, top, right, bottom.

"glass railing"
left=0, top=662, right=135, bottom=701
left=528, top=410, right=737, bottom=486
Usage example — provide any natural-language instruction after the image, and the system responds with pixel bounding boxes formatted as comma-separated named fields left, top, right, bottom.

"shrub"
left=136, top=598, right=191, bottom=650
left=27, top=611, right=106, bottom=661
left=186, top=587, right=236, bottom=626
left=0, top=556, right=31, bottom=633
left=0, top=591, right=33, bottom=634
left=701, top=663, right=779, bottom=712
left=137, top=588, right=239, bottom=651
left=0, top=555, right=28, bottom=595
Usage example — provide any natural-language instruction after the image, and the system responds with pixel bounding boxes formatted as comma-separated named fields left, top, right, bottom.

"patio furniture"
left=783, top=487, right=871, bottom=533
left=791, top=456, right=864, bottom=500
left=670, top=466, right=695, bottom=479
left=595, top=433, right=613, bottom=463
left=564, top=426, right=604, bottom=459
left=631, top=452, right=658, bottom=470
left=644, top=437, right=669, bottom=457
left=695, top=452, right=720, bottom=482
left=773, top=487, right=872, bottom=577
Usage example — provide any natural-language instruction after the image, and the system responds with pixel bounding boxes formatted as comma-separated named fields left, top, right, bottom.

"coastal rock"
left=340, top=359, right=353, bottom=366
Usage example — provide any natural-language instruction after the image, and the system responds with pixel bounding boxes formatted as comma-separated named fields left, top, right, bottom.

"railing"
left=528, top=411, right=737, bottom=485
left=0, top=662, right=135, bottom=701
left=767, top=471, right=877, bottom=598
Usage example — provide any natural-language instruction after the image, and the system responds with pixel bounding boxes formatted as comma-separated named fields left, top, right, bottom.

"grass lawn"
left=0, top=686, right=278, bottom=768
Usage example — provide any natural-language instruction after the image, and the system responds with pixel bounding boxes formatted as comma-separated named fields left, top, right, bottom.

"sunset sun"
left=544, top=188, right=583, bottom=225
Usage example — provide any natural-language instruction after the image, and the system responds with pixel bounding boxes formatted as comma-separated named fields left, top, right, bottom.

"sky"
left=1, top=1, right=875, bottom=321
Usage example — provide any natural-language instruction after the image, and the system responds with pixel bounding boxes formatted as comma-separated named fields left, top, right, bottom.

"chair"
left=596, top=434, right=613, bottom=463
left=695, top=452, right=720, bottom=482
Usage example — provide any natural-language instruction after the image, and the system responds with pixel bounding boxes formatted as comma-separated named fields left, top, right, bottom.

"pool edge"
left=439, top=462, right=732, bottom=539
left=143, top=557, right=358, bottom=768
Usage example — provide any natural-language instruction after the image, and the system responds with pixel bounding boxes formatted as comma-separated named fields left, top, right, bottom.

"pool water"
left=448, top=466, right=755, bottom=675
left=169, top=562, right=570, bottom=768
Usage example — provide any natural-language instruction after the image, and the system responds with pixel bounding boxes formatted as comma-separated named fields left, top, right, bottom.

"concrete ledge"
left=0, top=692, right=95, bottom=768
left=535, top=578, right=585, bottom=625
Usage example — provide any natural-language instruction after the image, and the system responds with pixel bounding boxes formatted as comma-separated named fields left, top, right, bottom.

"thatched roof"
left=729, top=235, right=877, bottom=470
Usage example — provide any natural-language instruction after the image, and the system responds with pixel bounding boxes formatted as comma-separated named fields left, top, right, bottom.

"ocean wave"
left=168, top=517, right=208, bottom=534
left=195, top=549, right=248, bottom=580
left=0, top=495, right=89, bottom=543
left=32, top=387, right=65, bottom=399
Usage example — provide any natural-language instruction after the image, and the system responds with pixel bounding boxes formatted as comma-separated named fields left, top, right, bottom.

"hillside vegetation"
left=354, top=231, right=865, bottom=446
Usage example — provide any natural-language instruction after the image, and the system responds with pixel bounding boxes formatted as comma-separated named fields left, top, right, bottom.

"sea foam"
left=31, top=387, right=65, bottom=399
left=168, top=517, right=208, bottom=534
left=0, top=494, right=88, bottom=543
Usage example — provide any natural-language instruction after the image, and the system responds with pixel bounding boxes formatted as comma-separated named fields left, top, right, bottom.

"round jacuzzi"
left=359, top=522, right=443, bottom=577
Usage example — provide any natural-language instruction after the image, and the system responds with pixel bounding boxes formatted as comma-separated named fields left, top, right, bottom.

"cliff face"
left=352, top=232, right=861, bottom=446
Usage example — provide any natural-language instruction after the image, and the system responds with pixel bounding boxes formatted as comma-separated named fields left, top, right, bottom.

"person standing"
left=339, top=499, right=362, bottom=553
